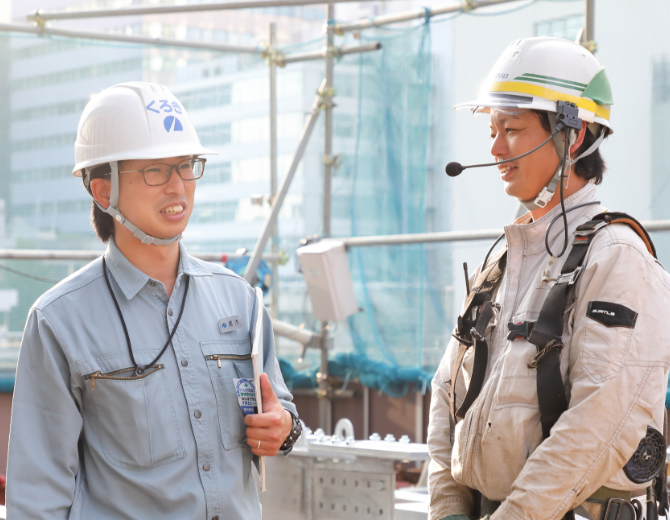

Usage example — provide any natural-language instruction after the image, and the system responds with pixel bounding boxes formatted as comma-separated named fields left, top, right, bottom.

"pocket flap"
left=76, top=349, right=162, bottom=377
left=200, top=339, right=252, bottom=357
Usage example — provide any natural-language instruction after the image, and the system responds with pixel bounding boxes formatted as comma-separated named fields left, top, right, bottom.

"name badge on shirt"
left=219, top=315, right=243, bottom=334
left=234, top=378, right=258, bottom=415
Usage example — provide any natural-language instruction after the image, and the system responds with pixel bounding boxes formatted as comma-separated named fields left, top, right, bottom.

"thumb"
left=260, top=372, right=279, bottom=409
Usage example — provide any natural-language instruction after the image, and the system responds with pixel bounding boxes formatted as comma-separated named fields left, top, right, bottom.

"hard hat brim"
left=455, top=91, right=613, bottom=133
left=73, top=144, right=218, bottom=176
left=455, top=92, right=556, bottom=114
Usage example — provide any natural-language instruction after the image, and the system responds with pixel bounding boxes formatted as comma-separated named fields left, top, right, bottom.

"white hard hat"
left=456, top=37, right=613, bottom=132
left=73, top=81, right=216, bottom=175
left=74, top=82, right=216, bottom=246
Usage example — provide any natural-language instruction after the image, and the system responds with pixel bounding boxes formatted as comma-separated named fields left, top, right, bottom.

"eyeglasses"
left=119, top=158, right=206, bottom=186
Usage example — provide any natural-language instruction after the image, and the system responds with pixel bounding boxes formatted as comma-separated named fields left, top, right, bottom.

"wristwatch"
left=279, top=410, right=302, bottom=453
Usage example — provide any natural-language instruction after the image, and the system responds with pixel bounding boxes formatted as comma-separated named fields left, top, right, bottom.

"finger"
left=245, top=426, right=284, bottom=444
left=260, top=373, right=280, bottom=410
left=246, top=436, right=281, bottom=456
left=244, top=407, right=285, bottom=428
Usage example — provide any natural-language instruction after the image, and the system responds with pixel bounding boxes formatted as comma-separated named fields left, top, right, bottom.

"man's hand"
left=244, top=373, right=292, bottom=456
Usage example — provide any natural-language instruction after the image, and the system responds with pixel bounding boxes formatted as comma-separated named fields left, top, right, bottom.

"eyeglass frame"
left=118, top=157, right=207, bottom=186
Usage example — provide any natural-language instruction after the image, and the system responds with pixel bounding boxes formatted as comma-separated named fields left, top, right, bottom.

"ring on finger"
left=257, top=439, right=261, bottom=449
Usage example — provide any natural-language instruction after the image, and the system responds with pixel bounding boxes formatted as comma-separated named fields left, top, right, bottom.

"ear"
left=90, top=177, right=111, bottom=210
left=570, top=120, right=588, bottom=156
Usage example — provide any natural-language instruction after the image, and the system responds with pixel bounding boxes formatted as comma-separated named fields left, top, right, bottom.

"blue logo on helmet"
left=164, top=116, right=183, bottom=132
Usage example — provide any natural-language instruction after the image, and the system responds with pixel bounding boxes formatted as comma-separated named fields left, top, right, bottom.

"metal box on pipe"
left=297, top=240, right=358, bottom=321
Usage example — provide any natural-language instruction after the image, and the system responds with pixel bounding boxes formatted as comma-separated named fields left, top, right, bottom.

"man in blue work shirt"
left=6, top=82, right=301, bottom=519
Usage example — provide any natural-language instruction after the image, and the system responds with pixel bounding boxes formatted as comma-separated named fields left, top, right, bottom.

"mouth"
left=498, top=164, right=517, bottom=180
left=160, top=204, right=186, bottom=216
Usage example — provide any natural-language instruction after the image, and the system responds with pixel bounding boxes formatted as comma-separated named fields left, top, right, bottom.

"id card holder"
left=234, top=378, right=258, bottom=415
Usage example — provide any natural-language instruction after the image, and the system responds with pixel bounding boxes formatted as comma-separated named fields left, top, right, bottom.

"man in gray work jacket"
left=6, top=82, right=301, bottom=519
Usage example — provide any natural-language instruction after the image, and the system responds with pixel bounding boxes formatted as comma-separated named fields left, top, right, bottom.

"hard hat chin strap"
left=518, top=111, right=606, bottom=212
left=92, top=161, right=182, bottom=246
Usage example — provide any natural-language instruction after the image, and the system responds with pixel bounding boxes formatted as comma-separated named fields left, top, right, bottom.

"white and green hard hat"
left=456, top=37, right=613, bottom=133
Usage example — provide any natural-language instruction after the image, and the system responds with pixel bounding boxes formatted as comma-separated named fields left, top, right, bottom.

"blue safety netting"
left=277, top=22, right=443, bottom=397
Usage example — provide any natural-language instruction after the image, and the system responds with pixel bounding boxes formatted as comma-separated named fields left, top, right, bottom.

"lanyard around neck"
left=102, top=257, right=190, bottom=376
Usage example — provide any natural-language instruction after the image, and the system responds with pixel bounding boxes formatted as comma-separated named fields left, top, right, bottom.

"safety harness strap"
left=449, top=251, right=507, bottom=435
left=527, top=220, right=601, bottom=438
left=527, top=211, right=658, bottom=439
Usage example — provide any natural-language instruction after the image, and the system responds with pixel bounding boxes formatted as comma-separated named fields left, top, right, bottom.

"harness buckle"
left=507, top=321, right=535, bottom=341
left=470, top=326, right=485, bottom=342
left=555, top=265, right=583, bottom=285
left=574, top=221, right=607, bottom=237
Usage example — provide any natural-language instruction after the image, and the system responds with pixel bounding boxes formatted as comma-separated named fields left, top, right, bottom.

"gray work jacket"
left=6, top=239, right=296, bottom=520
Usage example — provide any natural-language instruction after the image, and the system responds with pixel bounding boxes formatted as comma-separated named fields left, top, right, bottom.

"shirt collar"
left=504, top=183, right=604, bottom=256
left=104, top=239, right=213, bottom=300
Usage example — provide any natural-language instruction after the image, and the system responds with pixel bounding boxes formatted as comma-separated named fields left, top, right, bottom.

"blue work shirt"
left=6, top=239, right=296, bottom=520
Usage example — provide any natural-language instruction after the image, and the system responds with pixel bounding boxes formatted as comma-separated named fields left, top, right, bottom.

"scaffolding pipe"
left=269, top=23, right=279, bottom=320
left=318, top=3, right=335, bottom=436
left=272, top=319, right=319, bottom=345
left=584, top=0, right=595, bottom=43
left=335, top=0, right=520, bottom=32
left=0, top=249, right=283, bottom=262
left=28, top=0, right=408, bottom=21
left=339, top=220, right=670, bottom=247
left=280, top=42, right=381, bottom=64
left=0, top=22, right=260, bottom=53
left=243, top=78, right=326, bottom=283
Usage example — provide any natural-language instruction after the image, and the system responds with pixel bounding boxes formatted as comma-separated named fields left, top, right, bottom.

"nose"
left=490, top=131, right=508, bottom=160
left=164, top=164, right=186, bottom=194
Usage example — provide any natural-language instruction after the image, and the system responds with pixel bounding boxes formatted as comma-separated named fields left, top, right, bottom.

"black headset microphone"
left=444, top=123, right=564, bottom=177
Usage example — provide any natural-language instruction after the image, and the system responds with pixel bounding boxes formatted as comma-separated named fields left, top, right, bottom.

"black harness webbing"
left=449, top=251, right=507, bottom=440
left=526, top=211, right=657, bottom=439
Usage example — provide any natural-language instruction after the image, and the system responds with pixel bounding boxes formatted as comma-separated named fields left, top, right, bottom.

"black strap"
left=528, top=229, right=595, bottom=439
left=102, top=257, right=190, bottom=376
left=449, top=251, right=507, bottom=431
left=527, top=211, right=657, bottom=440
left=594, top=212, right=657, bottom=258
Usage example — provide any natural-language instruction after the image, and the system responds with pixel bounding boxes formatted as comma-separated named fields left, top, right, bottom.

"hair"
left=534, top=110, right=607, bottom=185
left=87, top=163, right=116, bottom=243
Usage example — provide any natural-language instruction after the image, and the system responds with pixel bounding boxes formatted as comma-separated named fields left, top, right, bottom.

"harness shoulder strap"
left=527, top=211, right=656, bottom=440
left=449, top=250, right=507, bottom=435
left=592, top=211, right=657, bottom=258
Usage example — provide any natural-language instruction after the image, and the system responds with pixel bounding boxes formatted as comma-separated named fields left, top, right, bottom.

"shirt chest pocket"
left=200, top=339, right=254, bottom=450
left=78, top=352, right=185, bottom=471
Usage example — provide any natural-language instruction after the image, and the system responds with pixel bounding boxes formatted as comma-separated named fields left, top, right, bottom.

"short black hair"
left=534, top=110, right=607, bottom=185
left=87, top=163, right=115, bottom=243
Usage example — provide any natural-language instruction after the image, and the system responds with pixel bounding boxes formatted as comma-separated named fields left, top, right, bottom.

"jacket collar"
left=104, top=239, right=213, bottom=300
left=504, top=183, right=605, bottom=256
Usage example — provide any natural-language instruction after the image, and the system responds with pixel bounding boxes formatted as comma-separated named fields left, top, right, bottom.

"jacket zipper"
left=205, top=354, right=252, bottom=368
left=84, top=364, right=164, bottom=390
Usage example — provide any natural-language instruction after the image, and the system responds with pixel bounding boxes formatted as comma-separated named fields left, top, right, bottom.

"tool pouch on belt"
left=449, top=251, right=507, bottom=444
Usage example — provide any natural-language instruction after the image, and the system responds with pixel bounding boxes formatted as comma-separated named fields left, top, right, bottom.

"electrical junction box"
left=296, top=239, right=358, bottom=322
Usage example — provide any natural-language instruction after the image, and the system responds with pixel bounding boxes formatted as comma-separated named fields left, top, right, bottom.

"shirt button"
left=168, top=308, right=173, bottom=316
left=194, top=410, right=201, bottom=419
left=203, top=464, right=210, bottom=471
left=150, top=281, right=155, bottom=286
left=181, top=359, right=188, bottom=367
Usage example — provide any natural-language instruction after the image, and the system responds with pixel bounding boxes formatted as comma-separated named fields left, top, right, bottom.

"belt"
left=576, top=487, right=635, bottom=520
left=472, top=487, right=634, bottom=520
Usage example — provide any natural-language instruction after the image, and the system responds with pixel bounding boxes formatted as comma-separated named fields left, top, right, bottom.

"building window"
left=201, top=162, right=232, bottom=184
left=534, top=14, right=584, bottom=41
left=198, top=123, right=232, bottom=147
